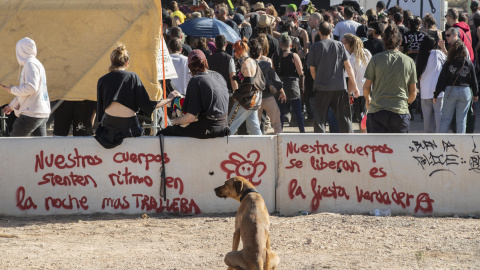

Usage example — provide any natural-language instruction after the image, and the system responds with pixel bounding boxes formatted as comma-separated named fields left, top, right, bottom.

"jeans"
left=10, top=115, right=48, bottom=137
left=421, top=98, right=443, bottom=133
left=366, top=110, right=410, bottom=133
left=439, top=86, right=472, bottom=134
left=228, top=101, right=262, bottom=135
left=277, top=98, right=305, bottom=133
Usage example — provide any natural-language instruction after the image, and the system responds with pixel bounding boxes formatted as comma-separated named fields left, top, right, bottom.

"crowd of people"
left=2, top=0, right=480, bottom=148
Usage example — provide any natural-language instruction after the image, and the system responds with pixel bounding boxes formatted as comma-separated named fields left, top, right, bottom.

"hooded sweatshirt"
left=453, top=21, right=474, bottom=62
left=9, top=37, right=50, bottom=118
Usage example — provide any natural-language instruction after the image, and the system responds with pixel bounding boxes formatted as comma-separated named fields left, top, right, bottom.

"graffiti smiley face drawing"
left=220, top=150, right=266, bottom=186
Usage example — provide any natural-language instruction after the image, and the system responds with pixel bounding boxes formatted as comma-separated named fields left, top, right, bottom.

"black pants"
left=94, top=114, right=143, bottom=149
left=367, top=110, right=410, bottom=133
left=313, top=90, right=352, bottom=133
left=157, top=115, right=229, bottom=138
left=53, top=100, right=96, bottom=136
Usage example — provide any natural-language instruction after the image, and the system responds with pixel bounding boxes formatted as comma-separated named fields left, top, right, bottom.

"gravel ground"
left=1, top=212, right=479, bottom=269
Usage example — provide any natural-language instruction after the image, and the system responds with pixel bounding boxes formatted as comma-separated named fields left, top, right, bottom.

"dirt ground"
left=0, top=212, right=479, bottom=270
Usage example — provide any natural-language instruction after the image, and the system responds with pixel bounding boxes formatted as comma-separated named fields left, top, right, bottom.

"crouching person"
left=157, top=50, right=230, bottom=138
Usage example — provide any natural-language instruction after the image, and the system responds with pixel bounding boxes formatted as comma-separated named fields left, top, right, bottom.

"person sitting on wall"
left=95, top=44, right=178, bottom=149
left=157, top=50, right=230, bottom=138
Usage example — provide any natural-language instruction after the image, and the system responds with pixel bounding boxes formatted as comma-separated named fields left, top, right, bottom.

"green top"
left=364, top=50, right=417, bottom=114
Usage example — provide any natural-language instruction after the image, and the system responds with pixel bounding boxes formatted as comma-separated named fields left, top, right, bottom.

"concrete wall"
left=0, top=136, right=277, bottom=216
left=277, top=134, right=480, bottom=216
left=1, top=134, right=480, bottom=217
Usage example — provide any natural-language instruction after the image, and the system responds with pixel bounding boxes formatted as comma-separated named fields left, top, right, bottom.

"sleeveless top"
left=274, top=51, right=299, bottom=79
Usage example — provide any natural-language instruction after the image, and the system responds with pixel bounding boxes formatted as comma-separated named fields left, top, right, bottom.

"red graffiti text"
left=35, top=149, right=102, bottom=172
left=356, top=186, right=434, bottom=214
left=38, top=172, right=97, bottom=187
left=310, top=156, right=360, bottom=173
left=113, top=151, right=170, bottom=171
left=310, top=179, right=350, bottom=212
left=108, top=167, right=153, bottom=187
left=369, top=167, right=387, bottom=178
left=344, top=143, right=393, bottom=163
left=166, top=177, right=184, bottom=195
left=16, top=186, right=38, bottom=211
left=102, top=196, right=130, bottom=210
left=286, top=141, right=339, bottom=158
left=132, top=194, right=201, bottom=214
left=288, top=179, right=306, bottom=199
left=45, top=195, right=88, bottom=211
left=285, top=158, right=303, bottom=169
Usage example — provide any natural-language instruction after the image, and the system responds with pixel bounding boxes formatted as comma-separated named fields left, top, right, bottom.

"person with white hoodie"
left=1, top=37, right=51, bottom=136
left=416, top=35, right=446, bottom=133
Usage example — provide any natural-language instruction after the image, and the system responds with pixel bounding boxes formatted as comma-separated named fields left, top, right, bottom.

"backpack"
left=232, top=59, right=265, bottom=110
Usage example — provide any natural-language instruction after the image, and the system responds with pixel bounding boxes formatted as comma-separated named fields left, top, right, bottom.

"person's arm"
left=299, top=29, right=309, bottom=58
left=228, top=58, right=238, bottom=91
left=363, top=79, right=373, bottom=110
left=293, top=53, right=305, bottom=94
left=470, top=61, right=479, bottom=102
left=344, top=60, right=359, bottom=97
left=9, top=62, right=40, bottom=97
left=309, top=66, right=316, bottom=80
left=407, top=83, right=417, bottom=105
left=438, top=40, right=448, bottom=56
left=433, top=63, right=448, bottom=104
left=155, top=91, right=180, bottom=109
left=171, top=112, right=196, bottom=125
left=230, top=72, right=238, bottom=91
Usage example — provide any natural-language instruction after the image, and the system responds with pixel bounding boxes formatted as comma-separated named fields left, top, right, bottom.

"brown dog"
left=214, top=176, right=279, bottom=270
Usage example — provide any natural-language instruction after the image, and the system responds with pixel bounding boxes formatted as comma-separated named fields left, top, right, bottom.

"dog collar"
left=240, top=188, right=258, bottom=202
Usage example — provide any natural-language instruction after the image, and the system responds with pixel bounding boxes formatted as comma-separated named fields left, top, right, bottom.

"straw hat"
left=253, top=2, right=266, bottom=12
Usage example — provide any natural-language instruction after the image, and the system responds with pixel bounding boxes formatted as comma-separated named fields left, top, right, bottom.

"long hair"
left=343, top=34, right=370, bottom=68
left=415, top=35, right=436, bottom=80
left=447, top=39, right=467, bottom=63
left=109, top=44, right=129, bottom=72
left=257, top=34, right=270, bottom=56
left=382, top=23, right=402, bottom=50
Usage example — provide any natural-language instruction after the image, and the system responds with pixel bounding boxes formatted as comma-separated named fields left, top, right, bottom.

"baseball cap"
left=233, top=13, right=244, bottom=25
left=287, top=4, right=297, bottom=11
left=188, top=49, right=206, bottom=65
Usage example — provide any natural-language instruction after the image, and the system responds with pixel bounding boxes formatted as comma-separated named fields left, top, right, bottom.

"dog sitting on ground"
left=214, top=176, right=279, bottom=270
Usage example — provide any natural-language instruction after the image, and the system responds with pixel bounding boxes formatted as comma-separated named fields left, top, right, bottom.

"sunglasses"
left=380, top=21, right=388, bottom=24
left=445, top=14, right=451, bottom=18
left=445, top=34, right=451, bottom=37
left=215, top=10, right=221, bottom=15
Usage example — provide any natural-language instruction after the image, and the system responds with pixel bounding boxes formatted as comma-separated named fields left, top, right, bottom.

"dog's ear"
left=234, top=180, right=243, bottom=196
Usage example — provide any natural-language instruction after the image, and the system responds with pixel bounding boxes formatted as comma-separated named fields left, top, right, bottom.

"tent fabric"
left=0, top=0, right=163, bottom=106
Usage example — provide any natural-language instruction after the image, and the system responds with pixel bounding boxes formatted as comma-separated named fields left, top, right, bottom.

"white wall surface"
left=277, top=134, right=480, bottom=216
left=0, top=136, right=277, bottom=216
left=2, top=134, right=480, bottom=217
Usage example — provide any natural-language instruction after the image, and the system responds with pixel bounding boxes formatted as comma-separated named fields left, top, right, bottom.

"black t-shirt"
left=434, top=59, right=479, bottom=98
left=182, top=71, right=229, bottom=117
left=266, top=34, right=280, bottom=58
left=97, top=70, right=157, bottom=122
left=363, top=38, right=386, bottom=56
left=403, top=30, right=427, bottom=53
